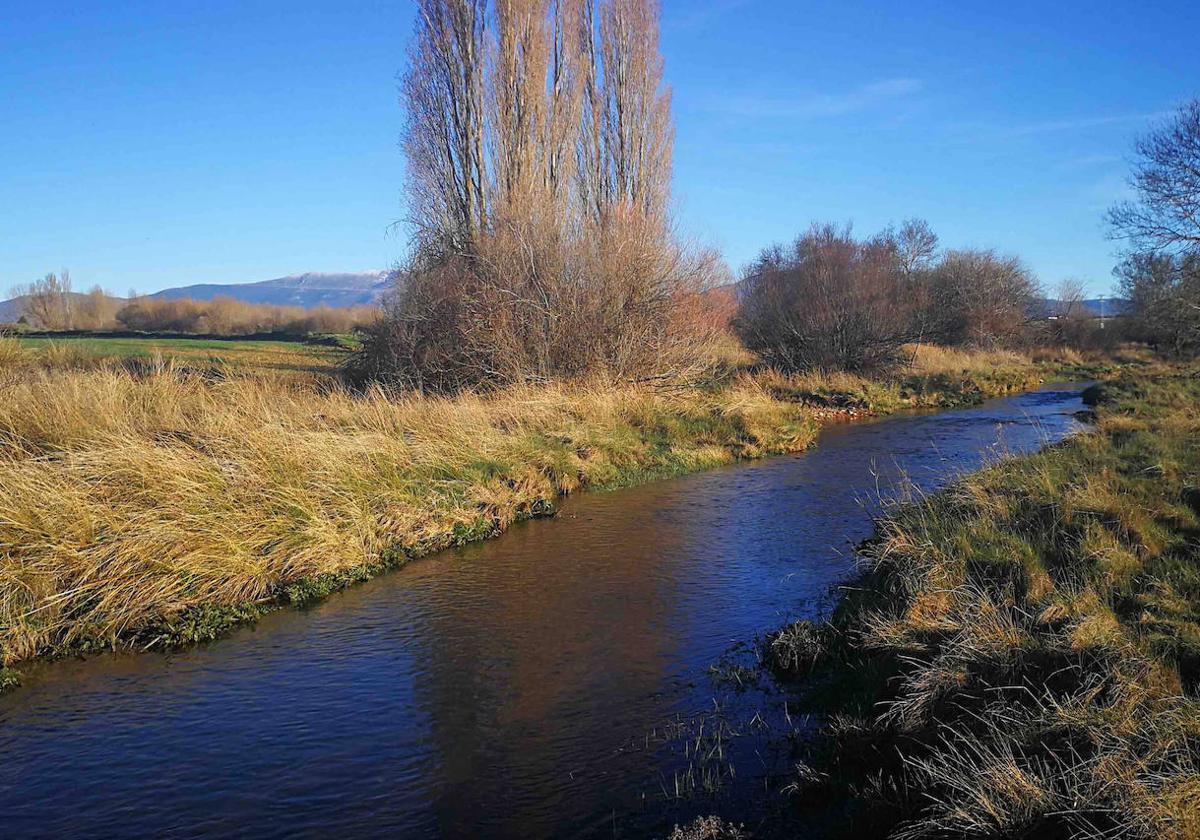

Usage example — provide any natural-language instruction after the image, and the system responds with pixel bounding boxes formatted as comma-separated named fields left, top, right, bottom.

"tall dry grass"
left=903, top=342, right=1030, bottom=375
left=0, top=339, right=814, bottom=664
left=0, top=334, right=1078, bottom=671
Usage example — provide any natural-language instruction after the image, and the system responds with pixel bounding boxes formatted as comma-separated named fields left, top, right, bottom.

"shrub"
left=734, top=224, right=915, bottom=373
left=353, top=212, right=730, bottom=391
left=919, top=249, right=1041, bottom=348
left=115, top=296, right=378, bottom=337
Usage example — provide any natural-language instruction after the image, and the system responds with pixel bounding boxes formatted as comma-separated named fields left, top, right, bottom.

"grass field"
left=13, top=334, right=347, bottom=374
left=769, top=364, right=1200, bottom=838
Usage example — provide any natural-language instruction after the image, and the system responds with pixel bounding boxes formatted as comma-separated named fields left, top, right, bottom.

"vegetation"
left=767, top=365, right=1200, bottom=838
left=1109, top=98, right=1200, bottom=358
left=355, top=0, right=729, bottom=391
left=1108, top=97, right=1200, bottom=256
left=0, top=336, right=1079, bottom=678
left=10, top=334, right=347, bottom=375
left=735, top=221, right=1043, bottom=375
left=1118, top=251, right=1200, bottom=356
left=113, top=296, right=378, bottom=337
left=4, top=283, right=379, bottom=338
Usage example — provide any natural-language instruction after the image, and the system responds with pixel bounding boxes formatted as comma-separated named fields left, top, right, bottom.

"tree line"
left=20, top=3, right=1194, bottom=378
left=353, top=0, right=1145, bottom=389
left=734, top=221, right=1051, bottom=373
left=4, top=277, right=377, bottom=337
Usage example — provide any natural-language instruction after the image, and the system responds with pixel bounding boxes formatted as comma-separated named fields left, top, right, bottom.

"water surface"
left=0, top=383, right=1089, bottom=838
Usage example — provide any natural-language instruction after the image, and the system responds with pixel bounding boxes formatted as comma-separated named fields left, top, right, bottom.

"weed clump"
left=668, top=816, right=748, bottom=840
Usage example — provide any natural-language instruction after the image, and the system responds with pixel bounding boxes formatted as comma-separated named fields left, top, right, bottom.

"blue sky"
left=2, top=1, right=1197, bottom=297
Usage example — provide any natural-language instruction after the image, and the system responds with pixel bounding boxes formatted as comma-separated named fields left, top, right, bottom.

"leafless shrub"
left=115, top=296, right=378, bottom=336
left=354, top=209, right=728, bottom=390
left=1117, top=251, right=1200, bottom=356
left=734, top=223, right=916, bottom=373
left=74, top=285, right=123, bottom=330
left=920, top=249, right=1042, bottom=348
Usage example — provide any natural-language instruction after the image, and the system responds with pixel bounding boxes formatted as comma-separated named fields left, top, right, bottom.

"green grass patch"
left=16, top=335, right=347, bottom=374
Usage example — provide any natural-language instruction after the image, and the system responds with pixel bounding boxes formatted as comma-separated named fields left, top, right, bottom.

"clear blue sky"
left=3, top=0, right=1197, bottom=296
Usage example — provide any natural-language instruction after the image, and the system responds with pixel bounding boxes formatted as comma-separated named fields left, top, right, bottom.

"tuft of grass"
left=668, top=816, right=748, bottom=840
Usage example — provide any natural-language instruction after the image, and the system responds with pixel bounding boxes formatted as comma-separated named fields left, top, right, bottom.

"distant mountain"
left=148, top=271, right=393, bottom=308
left=0, top=296, right=25, bottom=323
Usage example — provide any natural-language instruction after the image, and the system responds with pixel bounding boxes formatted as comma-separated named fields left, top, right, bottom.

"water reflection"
left=0, top=383, right=1087, bottom=838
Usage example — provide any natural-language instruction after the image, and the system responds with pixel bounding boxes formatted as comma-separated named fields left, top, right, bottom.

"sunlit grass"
left=771, top=367, right=1200, bottom=838
left=13, top=334, right=346, bottom=374
left=0, top=335, right=1089, bottom=673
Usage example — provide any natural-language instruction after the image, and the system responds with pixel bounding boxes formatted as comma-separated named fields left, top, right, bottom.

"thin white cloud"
left=1006, top=111, right=1168, bottom=138
left=1082, top=173, right=1133, bottom=210
left=1058, top=153, right=1121, bottom=172
left=712, top=77, right=924, bottom=120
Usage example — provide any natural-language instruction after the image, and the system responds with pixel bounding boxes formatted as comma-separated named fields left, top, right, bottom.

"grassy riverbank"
left=770, top=365, right=1200, bottom=838
left=0, top=336, right=1097, bottom=681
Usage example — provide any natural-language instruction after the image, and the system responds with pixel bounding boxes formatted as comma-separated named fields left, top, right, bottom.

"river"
left=0, top=382, right=1089, bottom=838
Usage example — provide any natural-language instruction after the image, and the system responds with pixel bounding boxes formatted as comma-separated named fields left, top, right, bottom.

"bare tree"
left=491, top=0, right=549, bottom=210
left=894, top=218, right=940, bottom=276
left=1056, top=277, right=1086, bottom=319
left=1108, top=99, right=1200, bottom=255
left=403, top=0, right=490, bottom=257
left=596, top=0, right=672, bottom=222
left=75, top=285, right=122, bottom=330
left=1117, top=251, right=1200, bottom=356
left=363, top=0, right=718, bottom=391
left=14, top=270, right=74, bottom=330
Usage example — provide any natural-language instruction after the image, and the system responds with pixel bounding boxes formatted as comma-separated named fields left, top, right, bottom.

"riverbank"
left=0, top=337, right=1109, bottom=685
left=768, top=364, right=1200, bottom=838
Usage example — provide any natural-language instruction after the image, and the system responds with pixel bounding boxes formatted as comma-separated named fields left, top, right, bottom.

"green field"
left=15, top=335, right=348, bottom=374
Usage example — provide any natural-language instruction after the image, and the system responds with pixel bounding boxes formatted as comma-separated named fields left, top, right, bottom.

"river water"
left=0, top=383, right=1089, bottom=839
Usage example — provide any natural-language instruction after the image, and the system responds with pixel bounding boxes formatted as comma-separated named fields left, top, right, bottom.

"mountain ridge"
left=147, top=270, right=392, bottom=308
left=0, top=271, right=394, bottom=322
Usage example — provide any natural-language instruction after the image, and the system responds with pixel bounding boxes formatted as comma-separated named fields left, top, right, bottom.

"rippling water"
left=0, top=383, right=1088, bottom=839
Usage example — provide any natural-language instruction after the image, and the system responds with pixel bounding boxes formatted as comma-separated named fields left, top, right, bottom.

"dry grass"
left=776, top=366, right=1200, bottom=838
left=0, top=335, right=1079, bottom=672
left=0, top=338, right=816, bottom=665
left=903, top=342, right=1031, bottom=375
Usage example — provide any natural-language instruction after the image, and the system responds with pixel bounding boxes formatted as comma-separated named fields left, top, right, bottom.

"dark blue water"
left=0, top=383, right=1088, bottom=838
